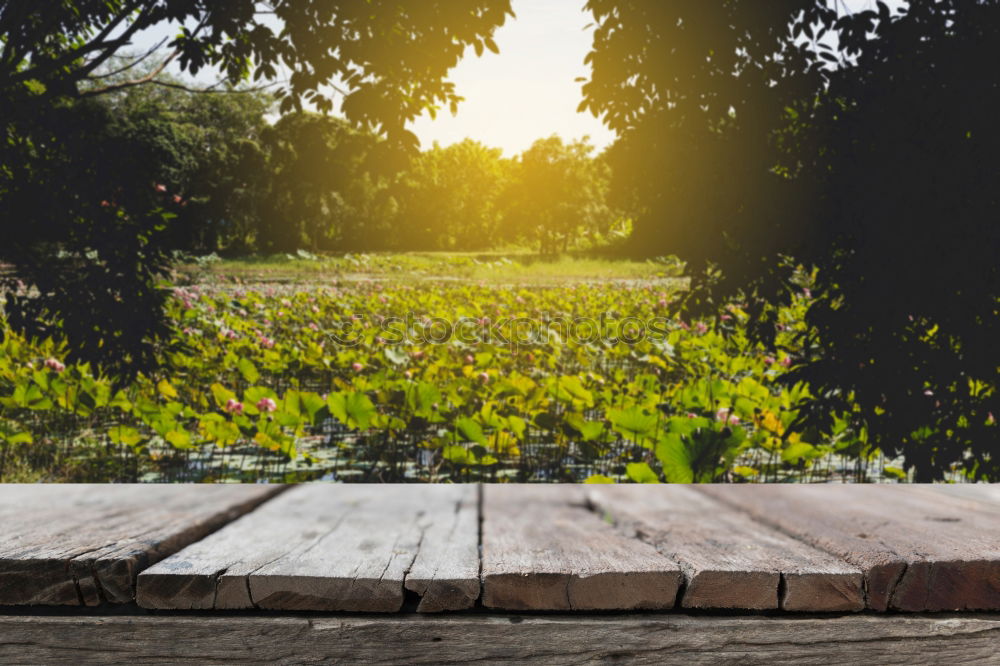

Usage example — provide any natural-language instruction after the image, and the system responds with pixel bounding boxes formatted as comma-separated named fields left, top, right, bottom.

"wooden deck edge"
left=1, top=613, right=998, bottom=664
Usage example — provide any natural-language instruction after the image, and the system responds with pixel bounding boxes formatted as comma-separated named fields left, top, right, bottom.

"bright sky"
left=409, top=0, right=613, bottom=156
left=132, top=0, right=904, bottom=157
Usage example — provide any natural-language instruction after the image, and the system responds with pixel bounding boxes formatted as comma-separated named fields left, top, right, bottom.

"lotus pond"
left=0, top=271, right=907, bottom=483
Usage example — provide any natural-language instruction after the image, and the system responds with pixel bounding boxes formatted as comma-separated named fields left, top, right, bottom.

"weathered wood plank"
left=404, top=486, right=480, bottom=612
left=698, top=485, right=1000, bottom=611
left=588, top=486, right=864, bottom=611
left=481, top=485, right=682, bottom=611
left=915, top=484, right=1000, bottom=509
left=137, top=484, right=478, bottom=612
left=0, top=485, right=281, bottom=606
left=1, top=613, right=998, bottom=665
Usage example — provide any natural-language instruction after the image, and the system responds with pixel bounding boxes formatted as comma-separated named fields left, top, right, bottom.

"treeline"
left=98, top=82, right=619, bottom=256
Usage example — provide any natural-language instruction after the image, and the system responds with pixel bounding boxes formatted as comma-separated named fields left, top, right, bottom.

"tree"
left=95, top=69, right=274, bottom=252
left=257, top=112, right=389, bottom=253
left=581, top=0, right=1000, bottom=479
left=502, top=136, right=612, bottom=254
left=0, top=1, right=513, bottom=376
left=785, top=0, right=1000, bottom=480
left=393, top=139, right=510, bottom=250
left=581, top=0, right=833, bottom=279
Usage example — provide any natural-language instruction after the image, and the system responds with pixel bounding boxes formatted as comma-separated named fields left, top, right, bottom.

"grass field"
left=178, top=251, right=687, bottom=285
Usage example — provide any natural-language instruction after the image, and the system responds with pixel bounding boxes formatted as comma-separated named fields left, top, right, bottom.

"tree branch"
left=79, top=49, right=179, bottom=98
left=88, top=37, right=168, bottom=80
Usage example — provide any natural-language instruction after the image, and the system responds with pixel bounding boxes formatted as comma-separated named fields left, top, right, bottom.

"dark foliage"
left=0, top=0, right=512, bottom=378
left=583, top=0, right=1000, bottom=479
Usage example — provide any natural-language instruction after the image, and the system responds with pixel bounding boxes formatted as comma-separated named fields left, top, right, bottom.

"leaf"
left=781, top=441, right=816, bottom=463
left=506, top=414, right=527, bottom=439
left=732, top=466, right=760, bottom=479
left=625, top=462, right=660, bottom=484
left=244, top=386, right=278, bottom=406
left=210, top=383, right=237, bottom=409
left=548, top=375, right=594, bottom=407
left=407, top=382, right=441, bottom=416
left=298, top=391, right=326, bottom=423
left=569, top=414, right=605, bottom=442
left=108, top=426, right=143, bottom=448
left=165, top=429, right=193, bottom=449
left=442, top=444, right=473, bottom=465
left=237, top=358, right=260, bottom=383
left=608, top=406, right=659, bottom=441
left=0, top=419, right=32, bottom=445
left=456, top=417, right=487, bottom=446
left=655, top=433, right=695, bottom=483
left=328, top=391, right=377, bottom=430
left=584, top=474, right=615, bottom=484
left=883, top=466, right=907, bottom=480
left=157, top=379, right=178, bottom=400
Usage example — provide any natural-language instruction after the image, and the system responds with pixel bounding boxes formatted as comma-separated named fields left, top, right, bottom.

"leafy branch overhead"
left=1, top=0, right=514, bottom=150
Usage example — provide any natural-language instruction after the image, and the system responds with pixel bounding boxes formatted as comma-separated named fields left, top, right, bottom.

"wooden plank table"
left=2, top=484, right=999, bottom=615
left=0, top=485, right=280, bottom=606
left=137, top=485, right=479, bottom=612
left=480, top=486, right=682, bottom=610
left=697, top=485, right=1000, bottom=611
left=587, top=486, right=865, bottom=611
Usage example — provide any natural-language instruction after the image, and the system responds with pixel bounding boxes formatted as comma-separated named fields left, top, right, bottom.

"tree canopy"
left=581, top=0, right=1000, bottom=479
left=0, top=0, right=513, bottom=377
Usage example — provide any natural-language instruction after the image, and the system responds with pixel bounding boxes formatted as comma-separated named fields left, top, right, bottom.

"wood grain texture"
left=481, top=485, right=682, bottom=611
left=404, top=486, right=480, bottom=612
left=1, top=613, right=998, bottom=665
left=698, top=485, right=1000, bottom=611
left=588, top=486, right=864, bottom=611
left=914, top=484, right=1000, bottom=509
left=137, top=484, right=478, bottom=612
left=0, top=485, right=280, bottom=607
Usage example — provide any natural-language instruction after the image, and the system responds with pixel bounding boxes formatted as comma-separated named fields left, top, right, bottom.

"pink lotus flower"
left=478, top=372, right=490, bottom=384
left=155, top=183, right=167, bottom=193
left=695, top=322, right=708, bottom=334
left=309, top=323, right=319, bottom=331
left=780, top=357, right=792, bottom=368
left=172, top=194, right=183, bottom=204
left=715, top=408, right=740, bottom=425
left=352, top=362, right=364, bottom=372
left=44, top=358, right=65, bottom=373
left=225, top=399, right=244, bottom=415
left=658, top=298, right=668, bottom=308
left=256, top=398, right=278, bottom=413
left=464, top=354, right=475, bottom=365
left=259, top=336, right=275, bottom=349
